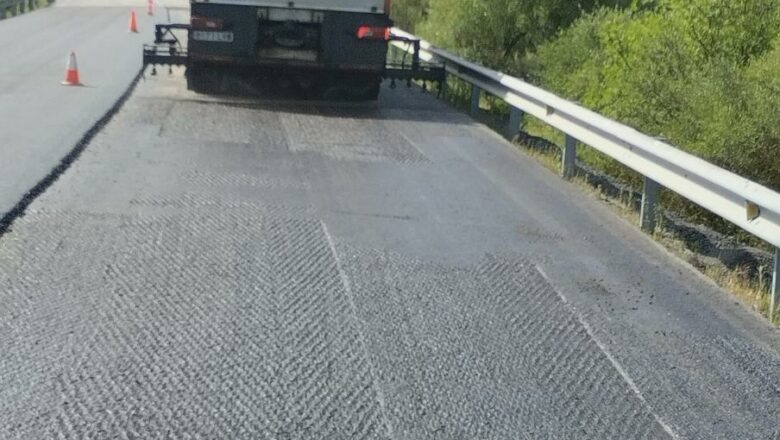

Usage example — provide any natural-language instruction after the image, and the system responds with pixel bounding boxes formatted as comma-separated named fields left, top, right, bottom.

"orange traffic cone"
left=61, top=51, right=82, bottom=86
left=129, top=9, right=139, bottom=33
left=146, top=0, right=153, bottom=16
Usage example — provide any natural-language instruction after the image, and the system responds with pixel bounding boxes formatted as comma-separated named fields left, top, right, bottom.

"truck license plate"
left=192, top=31, right=234, bottom=43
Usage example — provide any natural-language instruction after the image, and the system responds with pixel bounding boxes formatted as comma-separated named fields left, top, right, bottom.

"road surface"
left=1, top=67, right=779, bottom=439
left=0, top=0, right=185, bottom=219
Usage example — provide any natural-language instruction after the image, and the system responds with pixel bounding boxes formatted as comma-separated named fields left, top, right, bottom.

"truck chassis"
left=143, top=21, right=445, bottom=99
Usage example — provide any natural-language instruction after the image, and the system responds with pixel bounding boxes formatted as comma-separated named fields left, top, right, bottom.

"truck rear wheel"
left=321, top=73, right=381, bottom=101
left=186, top=67, right=217, bottom=94
left=357, top=78, right=381, bottom=101
left=187, top=67, right=263, bottom=96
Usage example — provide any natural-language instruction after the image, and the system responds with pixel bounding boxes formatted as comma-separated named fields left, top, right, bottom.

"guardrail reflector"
left=746, top=201, right=761, bottom=221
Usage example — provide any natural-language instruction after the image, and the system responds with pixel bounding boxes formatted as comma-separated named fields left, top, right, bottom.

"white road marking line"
left=321, top=221, right=396, bottom=439
left=535, top=265, right=681, bottom=440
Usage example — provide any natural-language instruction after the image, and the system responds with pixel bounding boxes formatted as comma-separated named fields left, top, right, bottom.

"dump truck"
left=143, top=0, right=444, bottom=99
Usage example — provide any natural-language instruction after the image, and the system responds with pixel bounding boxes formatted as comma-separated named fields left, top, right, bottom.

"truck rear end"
left=186, top=0, right=392, bottom=98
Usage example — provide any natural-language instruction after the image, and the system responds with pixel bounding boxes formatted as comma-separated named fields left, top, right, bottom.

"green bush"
left=391, top=0, right=430, bottom=31
left=531, top=0, right=780, bottom=194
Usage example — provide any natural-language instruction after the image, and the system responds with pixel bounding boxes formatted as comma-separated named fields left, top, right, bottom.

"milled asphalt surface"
left=0, top=0, right=186, bottom=219
left=1, top=67, right=780, bottom=438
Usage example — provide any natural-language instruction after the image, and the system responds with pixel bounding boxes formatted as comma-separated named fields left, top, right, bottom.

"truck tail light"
left=356, top=25, right=390, bottom=41
left=191, top=16, right=224, bottom=30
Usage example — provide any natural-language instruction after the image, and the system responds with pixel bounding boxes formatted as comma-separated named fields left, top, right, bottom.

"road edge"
left=0, top=68, right=144, bottom=237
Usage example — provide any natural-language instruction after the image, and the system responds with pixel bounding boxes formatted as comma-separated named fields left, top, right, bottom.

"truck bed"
left=190, top=0, right=387, bottom=14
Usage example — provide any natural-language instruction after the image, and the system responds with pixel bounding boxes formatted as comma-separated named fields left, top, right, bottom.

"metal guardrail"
left=0, top=0, right=47, bottom=18
left=391, top=28, right=780, bottom=320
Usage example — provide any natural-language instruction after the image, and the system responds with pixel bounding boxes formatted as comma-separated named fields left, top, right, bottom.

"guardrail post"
left=506, top=107, right=523, bottom=139
left=470, top=85, right=481, bottom=116
left=562, top=135, right=577, bottom=179
left=771, top=248, right=779, bottom=322
left=640, top=177, right=660, bottom=233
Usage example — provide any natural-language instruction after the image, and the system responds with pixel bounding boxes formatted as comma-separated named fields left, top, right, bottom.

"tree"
left=391, top=0, right=430, bottom=31
left=417, top=0, right=631, bottom=72
left=668, top=0, right=780, bottom=65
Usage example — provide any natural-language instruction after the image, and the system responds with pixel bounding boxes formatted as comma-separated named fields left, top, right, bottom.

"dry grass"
left=704, top=266, right=775, bottom=321
left=522, top=146, right=561, bottom=174
left=654, top=225, right=777, bottom=324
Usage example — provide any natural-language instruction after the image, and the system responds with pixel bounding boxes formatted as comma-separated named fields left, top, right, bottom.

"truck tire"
left=357, top=79, right=381, bottom=101
left=186, top=67, right=224, bottom=95
left=186, top=67, right=208, bottom=94
left=346, top=74, right=382, bottom=101
left=320, top=72, right=381, bottom=101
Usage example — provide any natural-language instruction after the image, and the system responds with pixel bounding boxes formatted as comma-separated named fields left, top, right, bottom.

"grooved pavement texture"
left=1, top=71, right=779, bottom=438
left=341, top=250, right=667, bottom=439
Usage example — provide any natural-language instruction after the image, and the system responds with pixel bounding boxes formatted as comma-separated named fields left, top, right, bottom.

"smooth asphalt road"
left=0, top=68, right=779, bottom=439
left=0, top=0, right=186, bottom=219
